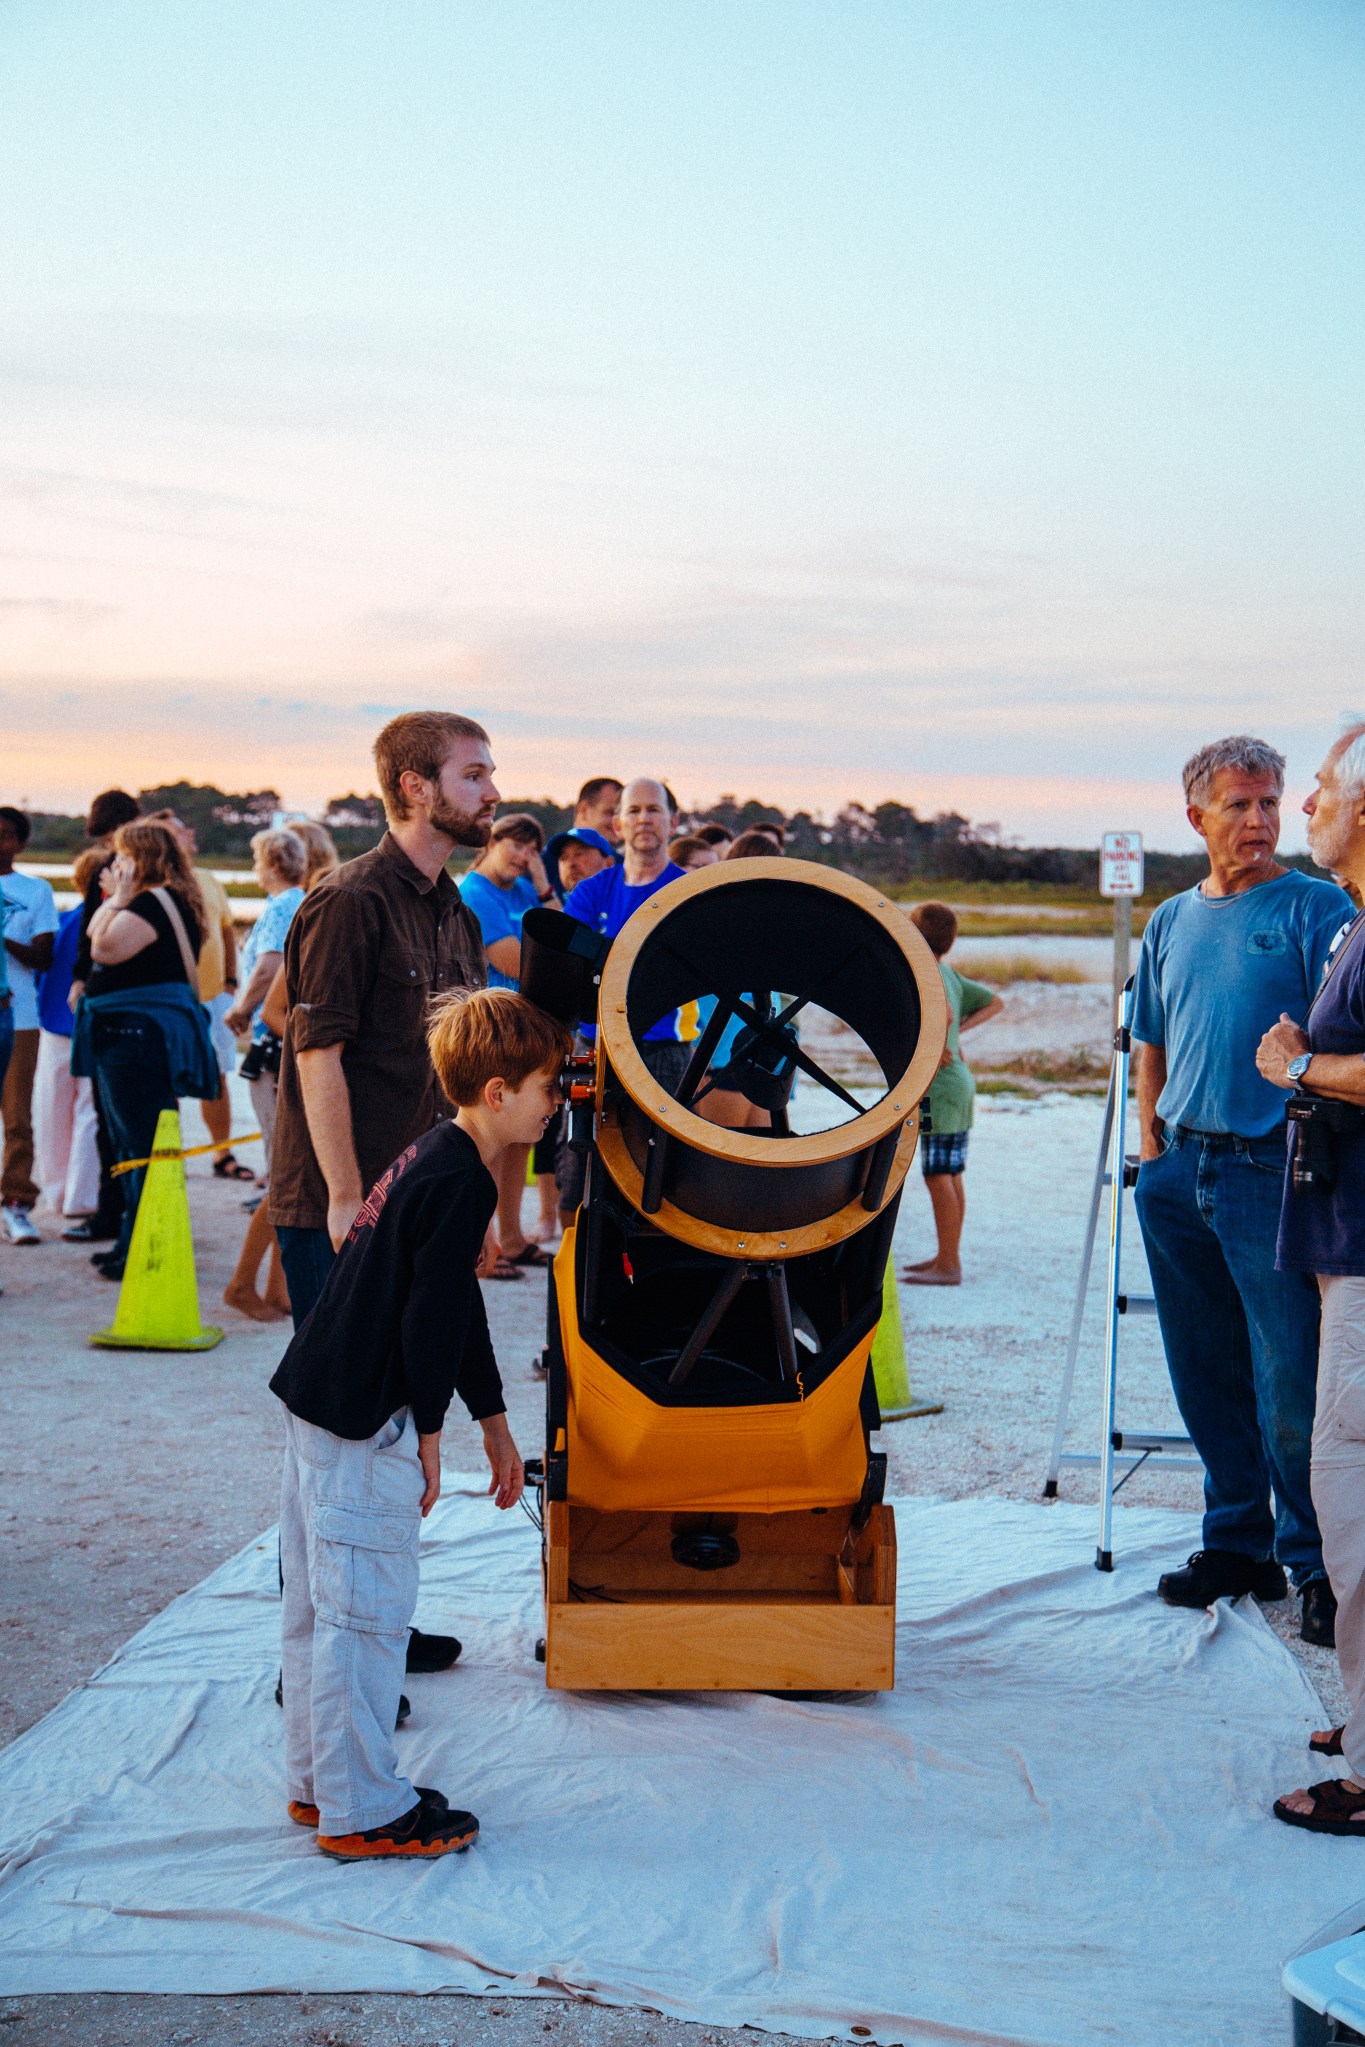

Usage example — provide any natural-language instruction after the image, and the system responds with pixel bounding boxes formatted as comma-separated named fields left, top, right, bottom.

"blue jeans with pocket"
left=279, top=1406, right=424, bottom=1836
left=1133, top=1127, right=1324, bottom=1584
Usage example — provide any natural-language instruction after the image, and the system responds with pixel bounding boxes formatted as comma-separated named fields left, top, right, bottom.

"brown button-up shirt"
left=269, top=832, right=486, bottom=1232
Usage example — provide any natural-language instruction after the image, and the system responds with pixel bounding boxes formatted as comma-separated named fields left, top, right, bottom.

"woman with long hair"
left=73, top=820, right=218, bottom=1281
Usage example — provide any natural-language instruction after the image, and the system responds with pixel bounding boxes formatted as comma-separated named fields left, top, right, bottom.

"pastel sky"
left=3, top=0, right=1364, bottom=847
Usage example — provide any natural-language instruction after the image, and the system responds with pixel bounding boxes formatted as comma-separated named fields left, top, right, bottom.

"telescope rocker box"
left=519, top=860, right=947, bottom=1692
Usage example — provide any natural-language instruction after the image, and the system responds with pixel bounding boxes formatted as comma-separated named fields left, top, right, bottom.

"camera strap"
left=1303, top=908, right=1365, bottom=1036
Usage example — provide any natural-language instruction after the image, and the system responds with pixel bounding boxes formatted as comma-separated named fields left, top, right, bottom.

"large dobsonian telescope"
left=521, top=858, right=947, bottom=1692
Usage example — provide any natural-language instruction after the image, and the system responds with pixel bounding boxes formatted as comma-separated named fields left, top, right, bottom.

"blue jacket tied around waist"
left=70, top=983, right=221, bottom=1101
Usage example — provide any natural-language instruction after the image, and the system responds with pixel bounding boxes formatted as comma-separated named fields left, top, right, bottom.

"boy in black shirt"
left=270, top=989, right=571, bottom=1861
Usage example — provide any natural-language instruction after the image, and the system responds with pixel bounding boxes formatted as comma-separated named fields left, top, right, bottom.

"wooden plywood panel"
left=545, top=1500, right=570, bottom=1605
left=545, top=1598, right=895, bottom=1692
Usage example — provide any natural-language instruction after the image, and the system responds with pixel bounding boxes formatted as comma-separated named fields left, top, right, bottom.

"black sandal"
left=213, top=1153, right=256, bottom=1183
left=1310, top=1727, right=1346, bottom=1758
left=1274, top=1777, right=1365, bottom=1835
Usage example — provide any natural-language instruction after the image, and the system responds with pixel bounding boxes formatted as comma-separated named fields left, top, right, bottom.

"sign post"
left=1099, top=832, right=1144, bottom=1024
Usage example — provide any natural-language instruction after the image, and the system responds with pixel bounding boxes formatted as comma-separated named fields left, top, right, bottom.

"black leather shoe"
left=406, top=1627, right=463, bottom=1675
left=1157, top=1549, right=1288, bottom=1609
left=1301, top=1578, right=1338, bottom=1648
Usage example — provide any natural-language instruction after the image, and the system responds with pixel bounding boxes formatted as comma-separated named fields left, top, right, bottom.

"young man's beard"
left=428, top=791, right=493, bottom=848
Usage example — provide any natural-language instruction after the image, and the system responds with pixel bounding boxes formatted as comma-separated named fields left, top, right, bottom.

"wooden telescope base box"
left=543, top=1499, right=897, bottom=1692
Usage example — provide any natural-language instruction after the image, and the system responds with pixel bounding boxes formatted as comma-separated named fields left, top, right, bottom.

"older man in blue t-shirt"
left=1132, top=735, right=1353, bottom=1644
left=555, top=777, right=698, bottom=1223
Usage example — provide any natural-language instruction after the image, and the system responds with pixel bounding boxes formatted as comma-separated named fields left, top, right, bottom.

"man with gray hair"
left=1257, top=724, right=1365, bottom=1832
left=1132, top=734, right=1354, bottom=1641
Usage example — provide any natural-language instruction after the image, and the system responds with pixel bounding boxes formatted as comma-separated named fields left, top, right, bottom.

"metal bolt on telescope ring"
left=592, top=857, right=948, bottom=1261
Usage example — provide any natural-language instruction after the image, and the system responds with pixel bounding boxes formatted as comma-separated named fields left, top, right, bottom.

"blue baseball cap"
left=560, top=827, right=614, bottom=858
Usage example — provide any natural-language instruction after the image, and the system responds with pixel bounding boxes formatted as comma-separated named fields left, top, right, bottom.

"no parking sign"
left=1100, top=832, right=1144, bottom=899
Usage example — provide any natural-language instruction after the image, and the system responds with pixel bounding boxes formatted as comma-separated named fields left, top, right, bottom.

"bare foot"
left=1278, top=1777, right=1365, bottom=1818
left=901, top=1264, right=962, bottom=1286
left=223, top=1285, right=290, bottom=1323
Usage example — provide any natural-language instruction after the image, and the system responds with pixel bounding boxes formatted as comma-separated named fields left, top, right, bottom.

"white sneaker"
left=1, top=1206, right=40, bottom=1246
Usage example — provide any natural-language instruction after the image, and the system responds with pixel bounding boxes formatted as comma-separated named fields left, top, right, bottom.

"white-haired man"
left=1132, top=735, right=1353, bottom=1643
left=1259, top=725, right=1365, bottom=1833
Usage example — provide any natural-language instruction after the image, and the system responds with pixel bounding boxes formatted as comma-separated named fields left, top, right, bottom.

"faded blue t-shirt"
left=1132, top=870, right=1354, bottom=1138
left=457, top=869, right=539, bottom=991
left=1278, top=911, right=1365, bottom=1276
left=563, top=861, right=698, bottom=1043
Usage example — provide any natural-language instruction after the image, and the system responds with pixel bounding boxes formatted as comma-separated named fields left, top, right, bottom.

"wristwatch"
left=1287, top=1052, right=1313, bottom=1086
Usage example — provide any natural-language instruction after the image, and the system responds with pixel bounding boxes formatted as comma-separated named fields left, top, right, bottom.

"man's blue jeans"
left=0, top=1004, right=13, bottom=1098
left=1134, top=1127, right=1324, bottom=1585
left=276, top=1225, right=336, bottom=1329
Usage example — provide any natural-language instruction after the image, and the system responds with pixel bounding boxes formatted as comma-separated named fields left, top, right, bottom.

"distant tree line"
left=21, top=777, right=1317, bottom=899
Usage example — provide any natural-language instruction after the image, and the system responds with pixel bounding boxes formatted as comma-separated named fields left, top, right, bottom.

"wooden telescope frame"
left=526, top=858, right=948, bottom=1692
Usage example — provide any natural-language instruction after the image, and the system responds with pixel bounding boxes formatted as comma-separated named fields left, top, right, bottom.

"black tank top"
left=87, top=889, right=202, bottom=997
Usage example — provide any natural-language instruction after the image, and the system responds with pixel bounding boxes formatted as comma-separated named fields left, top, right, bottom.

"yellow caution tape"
left=110, top=1131, right=264, bottom=1178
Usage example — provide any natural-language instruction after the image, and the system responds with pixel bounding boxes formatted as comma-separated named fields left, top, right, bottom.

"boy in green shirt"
left=903, top=902, right=1004, bottom=1286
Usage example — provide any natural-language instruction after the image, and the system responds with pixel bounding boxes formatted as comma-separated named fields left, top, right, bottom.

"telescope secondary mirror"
left=593, top=858, right=947, bottom=1259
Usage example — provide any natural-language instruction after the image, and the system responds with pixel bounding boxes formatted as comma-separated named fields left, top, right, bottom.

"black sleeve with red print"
left=269, top=1123, right=503, bottom=1441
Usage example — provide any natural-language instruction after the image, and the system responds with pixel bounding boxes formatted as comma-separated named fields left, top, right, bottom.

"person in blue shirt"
left=458, top=813, right=561, bottom=1266
left=457, top=814, right=557, bottom=991
left=543, top=774, right=622, bottom=895
left=1132, top=735, right=1354, bottom=1643
left=31, top=852, right=105, bottom=1231
left=557, top=778, right=699, bottom=1224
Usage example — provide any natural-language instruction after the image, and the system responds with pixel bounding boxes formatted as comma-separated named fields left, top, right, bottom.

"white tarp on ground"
left=0, top=1489, right=1358, bottom=2045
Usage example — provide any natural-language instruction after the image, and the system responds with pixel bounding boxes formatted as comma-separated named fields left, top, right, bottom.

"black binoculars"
left=1287, top=1089, right=1365, bottom=1194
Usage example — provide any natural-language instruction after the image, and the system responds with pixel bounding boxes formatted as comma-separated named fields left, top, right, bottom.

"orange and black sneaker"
left=317, top=1789, right=477, bottom=1861
left=290, top=1785, right=449, bottom=1831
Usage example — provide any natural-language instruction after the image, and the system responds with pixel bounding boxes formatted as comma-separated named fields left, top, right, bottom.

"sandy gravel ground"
left=0, top=1058, right=1344, bottom=2043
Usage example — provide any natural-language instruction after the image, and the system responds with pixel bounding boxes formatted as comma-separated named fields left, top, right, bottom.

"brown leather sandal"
left=1310, top=1727, right=1346, bottom=1758
left=1274, top=1777, right=1365, bottom=1835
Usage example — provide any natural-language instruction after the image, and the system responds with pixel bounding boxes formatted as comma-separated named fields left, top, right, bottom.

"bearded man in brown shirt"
left=270, top=711, right=498, bottom=1328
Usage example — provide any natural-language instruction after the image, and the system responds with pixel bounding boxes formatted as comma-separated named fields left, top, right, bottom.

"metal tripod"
left=1043, top=978, right=1200, bottom=1570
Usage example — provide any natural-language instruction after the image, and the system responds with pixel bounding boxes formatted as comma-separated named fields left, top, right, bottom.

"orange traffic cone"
left=91, top=1109, right=223, bottom=1351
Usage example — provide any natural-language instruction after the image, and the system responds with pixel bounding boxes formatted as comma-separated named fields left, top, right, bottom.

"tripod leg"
left=1096, top=990, right=1134, bottom=1571
left=1044, top=1062, right=1118, bottom=1496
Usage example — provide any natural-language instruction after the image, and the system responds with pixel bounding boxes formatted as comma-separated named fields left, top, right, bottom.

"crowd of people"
left=10, top=709, right=1365, bottom=1854
left=0, top=795, right=344, bottom=1308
